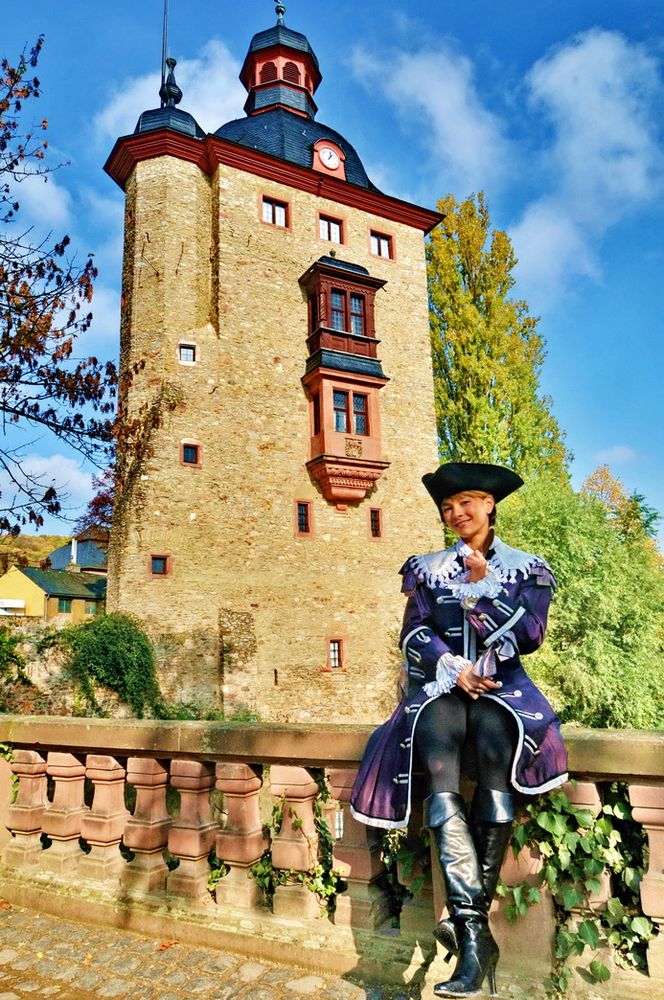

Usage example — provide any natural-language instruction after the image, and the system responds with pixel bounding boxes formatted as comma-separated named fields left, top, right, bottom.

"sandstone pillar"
left=40, top=753, right=87, bottom=873
left=122, top=757, right=172, bottom=893
left=3, top=750, right=47, bottom=868
left=166, top=759, right=217, bottom=901
left=79, top=755, right=129, bottom=880
left=270, top=765, right=320, bottom=919
left=328, top=767, right=390, bottom=930
left=214, top=762, right=268, bottom=909
left=629, top=783, right=664, bottom=981
left=564, top=780, right=610, bottom=908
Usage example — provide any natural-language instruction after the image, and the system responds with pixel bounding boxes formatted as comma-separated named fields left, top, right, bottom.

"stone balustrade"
left=0, top=716, right=663, bottom=995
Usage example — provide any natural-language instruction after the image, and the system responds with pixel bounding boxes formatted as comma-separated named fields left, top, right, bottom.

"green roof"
left=20, top=567, right=106, bottom=600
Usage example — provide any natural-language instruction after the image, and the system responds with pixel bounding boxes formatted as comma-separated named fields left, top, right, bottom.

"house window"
left=353, top=393, right=368, bottom=435
left=329, top=290, right=365, bottom=336
left=182, top=444, right=200, bottom=466
left=296, top=501, right=312, bottom=535
left=370, top=230, right=393, bottom=259
left=150, top=555, right=170, bottom=576
left=178, top=343, right=196, bottom=364
left=370, top=508, right=383, bottom=538
left=312, top=392, right=321, bottom=435
left=328, top=639, right=343, bottom=669
left=85, top=601, right=97, bottom=615
left=57, top=598, right=72, bottom=613
left=262, top=197, right=288, bottom=228
left=333, top=390, right=349, bottom=432
left=319, top=214, right=343, bottom=244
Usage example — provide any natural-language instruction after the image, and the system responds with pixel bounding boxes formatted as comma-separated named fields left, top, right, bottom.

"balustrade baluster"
left=167, top=759, right=217, bottom=901
left=270, top=765, right=320, bottom=919
left=3, top=750, right=47, bottom=868
left=122, top=757, right=172, bottom=893
left=564, top=779, right=610, bottom=908
left=214, top=762, right=268, bottom=908
left=79, top=754, right=129, bottom=880
left=629, top=783, right=664, bottom=980
left=40, top=752, right=87, bottom=873
left=328, top=767, right=390, bottom=930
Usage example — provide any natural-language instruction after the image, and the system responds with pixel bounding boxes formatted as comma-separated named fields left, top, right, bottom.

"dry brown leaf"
left=0, top=900, right=12, bottom=910
left=155, top=940, right=178, bottom=952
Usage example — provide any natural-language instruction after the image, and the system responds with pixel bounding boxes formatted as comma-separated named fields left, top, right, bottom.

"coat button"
left=436, top=596, right=444, bottom=604
left=535, top=712, right=543, bottom=720
left=492, top=599, right=501, bottom=607
left=404, top=706, right=410, bottom=715
left=392, top=777, right=399, bottom=784
left=478, top=613, right=487, bottom=622
left=400, top=742, right=407, bottom=749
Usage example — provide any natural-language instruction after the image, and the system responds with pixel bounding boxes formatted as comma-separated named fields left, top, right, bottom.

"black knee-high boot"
left=424, top=793, right=498, bottom=998
left=433, top=788, right=515, bottom=961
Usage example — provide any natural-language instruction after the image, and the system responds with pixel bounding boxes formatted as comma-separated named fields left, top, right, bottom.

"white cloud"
left=12, top=171, right=72, bottom=229
left=511, top=30, right=664, bottom=305
left=94, top=39, right=245, bottom=142
left=349, top=43, right=512, bottom=197
left=594, top=445, right=638, bottom=465
left=0, top=453, right=94, bottom=529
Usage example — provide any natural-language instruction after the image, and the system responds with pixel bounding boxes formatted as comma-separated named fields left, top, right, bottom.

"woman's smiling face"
left=440, top=491, right=495, bottom=542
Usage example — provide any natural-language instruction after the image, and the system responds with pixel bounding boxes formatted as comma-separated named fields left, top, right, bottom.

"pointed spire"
left=159, top=56, right=183, bottom=108
left=276, top=3, right=286, bottom=25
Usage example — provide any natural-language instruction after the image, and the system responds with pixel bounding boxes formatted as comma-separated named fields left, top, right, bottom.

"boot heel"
left=487, top=961, right=497, bottom=996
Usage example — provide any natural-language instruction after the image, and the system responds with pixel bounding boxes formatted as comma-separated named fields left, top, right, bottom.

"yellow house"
left=0, top=566, right=106, bottom=622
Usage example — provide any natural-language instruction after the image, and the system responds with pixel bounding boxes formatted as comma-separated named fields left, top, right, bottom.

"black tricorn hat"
left=422, top=462, right=524, bottom=509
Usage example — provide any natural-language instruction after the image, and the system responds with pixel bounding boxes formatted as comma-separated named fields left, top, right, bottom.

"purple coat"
left=350, top=537, right=569, bottom=829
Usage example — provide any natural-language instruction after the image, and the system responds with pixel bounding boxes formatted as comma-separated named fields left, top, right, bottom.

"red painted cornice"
left=104, top=129, right=442, bottom=233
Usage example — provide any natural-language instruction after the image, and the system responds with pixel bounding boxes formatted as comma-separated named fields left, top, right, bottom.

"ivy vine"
left=496, top=783, right=656, bottom=995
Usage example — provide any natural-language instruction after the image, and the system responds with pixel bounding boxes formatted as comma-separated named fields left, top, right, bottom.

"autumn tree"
left=583, top=465, right=660, bottom=543
left=0, top=37, right=116, bottom=534
left=427, top=193, right=568, bottom=480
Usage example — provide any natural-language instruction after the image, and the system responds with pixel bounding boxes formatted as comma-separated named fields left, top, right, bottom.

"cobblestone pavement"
left=0, top=902, right=417, bottom=1000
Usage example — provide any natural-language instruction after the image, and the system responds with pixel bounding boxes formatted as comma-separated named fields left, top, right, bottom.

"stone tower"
left=104, top=7, right=442, bottom=723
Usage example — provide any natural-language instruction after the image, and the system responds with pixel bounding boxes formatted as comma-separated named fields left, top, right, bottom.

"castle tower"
left=104, top=7, right=442, bottom=723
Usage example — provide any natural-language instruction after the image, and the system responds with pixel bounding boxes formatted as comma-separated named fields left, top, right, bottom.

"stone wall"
left=107, top=154, right=442, bottom=721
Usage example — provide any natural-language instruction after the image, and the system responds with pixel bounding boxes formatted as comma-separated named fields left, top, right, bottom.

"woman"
left=350, top=462, right=568, bottom=999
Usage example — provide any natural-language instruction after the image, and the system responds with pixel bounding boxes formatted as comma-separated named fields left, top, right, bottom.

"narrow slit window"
left=329, top=639, right=343, bottom=669
left=370, top=508, right=383, bottom=538
left=312, top=392, right=321, bottom=435
left=297, top=501, right=311, bottom=535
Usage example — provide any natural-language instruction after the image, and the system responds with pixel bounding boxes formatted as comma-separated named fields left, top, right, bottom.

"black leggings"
left=414, top=689, right=517, bottom=794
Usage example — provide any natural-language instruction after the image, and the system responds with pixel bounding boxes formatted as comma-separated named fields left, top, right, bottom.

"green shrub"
left=56, top=612, right=161, bottom=717
left=0, top=627, right=24, bottom=678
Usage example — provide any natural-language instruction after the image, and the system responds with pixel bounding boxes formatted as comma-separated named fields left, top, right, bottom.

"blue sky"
left=4, top=0, right=664, bottom=538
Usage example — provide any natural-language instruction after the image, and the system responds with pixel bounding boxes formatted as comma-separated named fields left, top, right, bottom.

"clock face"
left=319, top=146, right=340, bottom=170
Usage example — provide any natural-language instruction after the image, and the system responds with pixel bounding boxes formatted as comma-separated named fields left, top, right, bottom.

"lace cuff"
left=423, top=652, right=471, bottom=698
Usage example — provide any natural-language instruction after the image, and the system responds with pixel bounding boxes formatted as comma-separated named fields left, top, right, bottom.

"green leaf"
left=588, top=960, right=611, bottom=983
left=606, top=897, right=626, bottom=921
left=578, top=919, right=600, bottom=949
left=584, top=877, right=602, bottom=895
left=623, top=867, right=641, bottom=891
left=574, top=809, right=595, bottom=829
left=631, top=916, right=652, bottom=938
left=561, top=884, right=584, bottom=909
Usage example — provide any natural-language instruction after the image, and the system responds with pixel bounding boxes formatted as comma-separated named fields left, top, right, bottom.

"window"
left=329, top=290, right=365, bottom=336
left=182, top=444, right=200, bottom=465
left=333, top=390, right=349, bottom=432
left=319, top=215, right=343, bottom=244
left=57, top=598, right=72, bottom=613
left=262, top=197, right=288, bottom=228
left=353, top=393, right=368, bottom=435
left=370, top=508, right=383, bottom=538
left=312, top=392, right=321, bottom=435
left=283, top=61, right=301, bottom=84
left=296, top=501, right=311, bottom=535
left=178, top=343, right=196, bottom=364
left=260, top=61, right=277, bottom=83
left=150, top=555, right=170, bottom=576
left=328, top=639, right=343, bottom=669
left=370, top=230, right=393, bottom=259
left=85, top=601, right=97, bottom=615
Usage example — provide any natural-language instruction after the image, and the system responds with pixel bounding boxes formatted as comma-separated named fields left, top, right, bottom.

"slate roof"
left=216, top=107, right=378, bottom=191
left=48, top=540, right=107, bottom=572
left=247, top=24, right=320, bottom=70
left=317, top=256, right=370, bottom=276
left=20, top=568, right=107, bottom=600
left=134, top=106, right=205, bottom=139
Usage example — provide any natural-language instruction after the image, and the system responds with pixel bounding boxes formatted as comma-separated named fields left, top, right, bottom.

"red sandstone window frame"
left=180, top=440, right=203, bottom=468
left=322, top=637, right=346, bottom=672
left=149, top=554, right=173, bottom=577
left=318, top=213, right=344, bottom=245
left=260, top=195, right=290, bottom=229
left=369, top=506, right=384, bottom=540
left=369, top=229, right=395, bottom=261
left=294, top=499, right=314, bottom=537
